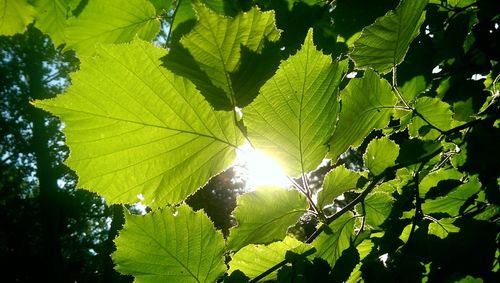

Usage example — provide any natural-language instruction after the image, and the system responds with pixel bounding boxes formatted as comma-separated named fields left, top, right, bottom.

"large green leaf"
left=350, top=0, right=428, bottom=74
left=245, top=29, right=348, bottom=176
left=33, top=0, right=76, bottom=46
left=0, top=0, right=35, bottom=36
left=317, top=165, right=361, bottom=209
left=228, top=188, right=308, bottom=251
left=179, top=4, right=280, bottom=108
left=113, top=204, right=226, bottom=283
left=357, top=191, right=394, bottom=229
left=422, top=176, right=481, bottom=216
left=228, top=236, right=310, bottom=281
left=64, top=0, right=160, bottom=55
left=363, top=136, right=400, bottom=176
left=35, top=39, right=243, bottom=207
left=312, top=212, right=355, bottom=267
left=328, top=69, right=397, bottom=160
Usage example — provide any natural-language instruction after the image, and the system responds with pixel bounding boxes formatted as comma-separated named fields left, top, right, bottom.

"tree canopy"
left=1, top=0, right=499, bottom=282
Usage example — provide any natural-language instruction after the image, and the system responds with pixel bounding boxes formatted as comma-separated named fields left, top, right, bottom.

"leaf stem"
left=164, top=0, right=183, bottom=48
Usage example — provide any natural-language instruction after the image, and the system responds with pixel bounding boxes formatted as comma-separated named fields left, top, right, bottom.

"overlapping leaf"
left=0, top=0, right=35, bottom=35
left=33, top=0, right=78, bottom=46
left=245, top=29, right=348, bottom=176
left=113, top=205, right=226, bottom=283
left=228, top=188, right=308, bottom=251
left=177, top=4, right=281, bottom=108
left=358, top=191, right=394, bottom=229
left=229, top=236, right=311, bottom=281
left=312, top=212, right=355, bottom=267
left=428, top=217, right=460, bottom=239
left=329, top=69, right=397, bottom=161
left=409, top=97, right=458, bottom=139
left=317, top=166, right=362, bottom=209
left=64, top=0, right=160, bottom=55
left=422, top=176, right=481, bottom=216
left=350, top=0, right=428, bottom=73
left=363, top=137, right=400, bottom=176
left=36, top=39, right=243, bottom=207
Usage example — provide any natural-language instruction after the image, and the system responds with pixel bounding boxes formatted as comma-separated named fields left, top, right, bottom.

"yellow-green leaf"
left=245, top=29, right=348, bottom=176
left=0, top=0, right=35, bottom=36
left=113, top=205, right=226, bottom=283
left=35, top=39, right=243, bottom=207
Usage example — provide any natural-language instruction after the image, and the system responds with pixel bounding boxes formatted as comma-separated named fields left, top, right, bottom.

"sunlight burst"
left=233, top=142, right=291, bottom=191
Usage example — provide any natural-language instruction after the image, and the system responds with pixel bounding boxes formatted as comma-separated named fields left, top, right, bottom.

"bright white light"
left=234, top=142, right=291, bottom=191
left=432, top=65, right=442, bottom=74
left=471, top=74, right=487, bottom=81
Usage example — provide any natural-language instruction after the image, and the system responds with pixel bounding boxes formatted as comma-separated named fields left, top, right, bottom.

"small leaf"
left=363, top=136, right=399, bottom=176
left=317, top=166, right=361, bottom=208
left=245, top=29, right=348, bottom=176
left=0, top=0, right=35, bottom=36
left=113, top=204, right=226, bottom=283
left=64, top=0, right=160, bottom=55
left=148, top=0, right=172, bottom=13
left=312, top=212, right=355, bottom=267
left=428, top=218, right=460, bottom=239
left=228, top=236, right=310, bottom=282
left=329, top=69, right=397, bottom=161
left=409, top=97, right=458, bottom=140
left=422, top=176, right=481, bottom=216
left=228, top=188, right=308, bottom=251
left=35, top=39, right=243, bottom=207
left=178, top=4, right=280, bottom=108
left=350, top=0, right=428, bottom=74
left=358, top=191, right=394, bottom=229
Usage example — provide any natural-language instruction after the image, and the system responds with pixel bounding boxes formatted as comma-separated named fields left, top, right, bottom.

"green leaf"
left=409, top=97, right=458, bottom=139
left=428, top=217, right=460, bottom=239
left=422, top=176, right=481, bottom=216
left=0, top=0, right=35, bottom=36
left=170, top=0, right=230, bottom=33
left=113, top=204, right=226, bottom=283
left=228, top=188, right=308, bottom=251
left=329, top=69, right=397, bottom=160
left=363, top=137, right=399, bottom=176
left=350, top=0, right=428, bottom=74
left=312, top=212, right=355, bottom=267
left=179, top=4, right=281, bottom=108
left=358, top=191, right=394, bottom=229
left=35, top=39, right=243, bottom=207
left=400, top=75, right=428, bottom=104
left=228, top=236, right=310, bottom=281
left=33, top=0, right=76, bottom=46
left=244, top=29, right=348, bottom=176
left=419, top=168, right=463, bottom=198
left=317, top=165, right=361, bottom=209
left=64, top=0, right=160, bottom=55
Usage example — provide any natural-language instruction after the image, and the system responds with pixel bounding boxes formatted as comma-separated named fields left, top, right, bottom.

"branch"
left=306, top=147, right=443, bottom=243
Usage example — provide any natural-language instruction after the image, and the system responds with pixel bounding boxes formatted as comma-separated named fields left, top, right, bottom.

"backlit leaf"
left=245, top=29, right=348, bottom=176
left=350, top=0, right=428, bottom=74
left=179, top=4, right=280, bottom=108
left=33, top=0, right=76, bottom=46
left=363, top=137, right=399, bottom=176
left=428, top=217, right=460, bottom=239
left=409, top=97, right=458, bottom=139
left=422, top=176, right=481, bottom=216
left=228, top=236, right=311, bottom=281
left=312, top=212, right=355, bottom=267
left=329, top=69, right=397, bottom=160
left=317, top=166, right=361, bottom=209
left=228, top=188, right=308, bottom=251
left=358, top=191, right=394, bottom=229
left=113, top=204, right=226, bottom=283
left=64, top=0, right=160, bottom=55
left=36, top=39, right=243, bottom=207
left=0, top=0, right=35, bottom=36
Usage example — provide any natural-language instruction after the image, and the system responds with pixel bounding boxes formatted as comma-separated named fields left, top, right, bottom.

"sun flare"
left=233, top=142, right=291, bottom=191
